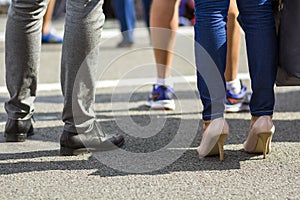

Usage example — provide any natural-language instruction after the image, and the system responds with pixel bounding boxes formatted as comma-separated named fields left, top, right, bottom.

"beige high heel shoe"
left=243, top=116, right=275, bottom=159
left=197, top=118, right=229, bottom=161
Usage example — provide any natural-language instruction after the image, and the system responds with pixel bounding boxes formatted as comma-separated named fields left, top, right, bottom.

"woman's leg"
left=194, top=0, right=230, bottom=120
left=225, top=0, right=240, bottom=83
left=237, top=0, right=277, bottom=116
left=224, top=0, right=250, bottom=113
left=42, top=0, right=63, bottom=43
left=150, top=0, right=180, bottom=80
left=42, top=0, right=56, bottom=34
left=237, top=0, right=276, bottom=159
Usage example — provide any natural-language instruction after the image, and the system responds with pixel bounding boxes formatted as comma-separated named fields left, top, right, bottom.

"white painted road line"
left=0, top=73, right=250, bottom=94
left=0, top=27, right=194, bottom=42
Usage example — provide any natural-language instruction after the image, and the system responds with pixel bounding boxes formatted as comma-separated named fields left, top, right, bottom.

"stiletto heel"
left=257, top=132, right=272, bottom=159
left=243, top=116, right=275, bottom=159
left=197, top=118, right=229, bottom=161
left=217, top=134, right=228, bottom=161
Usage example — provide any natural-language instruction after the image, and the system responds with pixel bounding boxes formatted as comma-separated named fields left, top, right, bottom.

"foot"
left=4, top=118, right=34, bottom=142
left=243, top=116, right=275, bottom=159
left=42, top=29, right=63, bottom=44
left=60, top=121, right=125, bottom=156
left=145, top=84, right=175, bottom=110
left=117, top=41, right=134, bottom=48
left=197, top=118, right=229, bottom=161
left=225, top=80, right=251, bottom=113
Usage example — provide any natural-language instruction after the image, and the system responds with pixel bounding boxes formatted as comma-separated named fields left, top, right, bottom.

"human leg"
left=146, top=0, right=180, bottom=110
left=142, top=0, right=152, bottom=28
left=237, top=0, right=277, bottom=158
left=151, top=0, right=180, bottom=81
left=113, top=0, right=136, bottom=47
left=225, top=0, right=240, bottom=83
left=42, top=0, right=63, bottom=43
left=4, top=0, right=49, bottom=142
left=194, top=0, right=229, bottom=121
left=224, top=0, right=250, bottom=112
left=194, top=0, right=230, bottom=160
left=237, top=0, right=277, bottom=117
left=60, top=0, right=124, bottom=155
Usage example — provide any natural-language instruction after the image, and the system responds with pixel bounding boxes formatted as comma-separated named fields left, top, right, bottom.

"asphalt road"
left=0, top=16, right=299, bottom=199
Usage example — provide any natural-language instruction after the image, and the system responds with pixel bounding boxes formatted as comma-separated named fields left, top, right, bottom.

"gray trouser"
left=5, top=0, right=105, bottom=133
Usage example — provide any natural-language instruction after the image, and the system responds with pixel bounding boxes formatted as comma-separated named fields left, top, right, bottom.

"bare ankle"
left=250, top=115, right=273, bottom=128
left=203, top=120, right=212, bottom=133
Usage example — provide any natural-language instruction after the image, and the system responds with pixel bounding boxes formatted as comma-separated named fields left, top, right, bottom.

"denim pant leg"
left=61, top=0, right=105, bottom=133
left=237, top=0, right=277, bottom=116
left=113, top=0, right=135, bottom=43
left=5, top=0, right=49, bottom=120
left=194, top=0, right=230, bottom=120
left=142, top=0, right=152, bottom=27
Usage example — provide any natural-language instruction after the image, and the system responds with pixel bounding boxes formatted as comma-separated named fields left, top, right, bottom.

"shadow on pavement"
left=0, top=147, right=255, bottom=176
left=0, top=89, right=299, bottom=176
left=0, top=115, right=298, bottom=176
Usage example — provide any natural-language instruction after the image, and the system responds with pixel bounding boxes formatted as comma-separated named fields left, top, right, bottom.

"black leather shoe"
left=60, top=121, right=125, bottom=156
left=4, top=118, right=34, bottom=142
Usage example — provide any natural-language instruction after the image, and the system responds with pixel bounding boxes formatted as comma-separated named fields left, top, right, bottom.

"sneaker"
left=146, top=84, right=176, bottom=110
left=117, top=41, right=134, bottom=48
left=42, top=29, right=63, bottom=44
left=225, top=81, right=251, bottom=113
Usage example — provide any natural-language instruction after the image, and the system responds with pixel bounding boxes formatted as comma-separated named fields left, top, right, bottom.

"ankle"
left=203, top=120, right=212, bottom=132
left=226, top=79, right=241, bottom=94
left=250, top=115, right=273, bottom=128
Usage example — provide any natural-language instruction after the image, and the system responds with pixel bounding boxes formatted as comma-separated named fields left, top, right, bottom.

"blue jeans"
left=113, top=0, right=136, bottom=43
left=142, top=0, right=152, bottom=27
left=194, top=0, right=277, bottom=120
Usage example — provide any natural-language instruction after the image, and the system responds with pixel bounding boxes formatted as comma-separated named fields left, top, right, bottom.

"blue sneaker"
left=146, top=85, right=176, bottom=110
left=225, top=81, right=250, bottom=113
left=42, top=29, right=63, bottom=44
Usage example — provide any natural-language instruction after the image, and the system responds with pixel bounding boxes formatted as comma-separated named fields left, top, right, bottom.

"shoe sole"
left=60, top=139, right=125, bottom=156
left=150, top=100, right=175, bottom=110
left=4, top=129, right=34, bottom=142
left=225, top=103, right=249, bottom=113
left=60, top=146, right=90, bottom=156
left=5, top=132, right=27, bottom=142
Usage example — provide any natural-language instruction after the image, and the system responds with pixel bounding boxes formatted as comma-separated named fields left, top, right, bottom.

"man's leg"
left=60, top=0, right=124, bottom=155
left=4, top=0, right=49, bottom=142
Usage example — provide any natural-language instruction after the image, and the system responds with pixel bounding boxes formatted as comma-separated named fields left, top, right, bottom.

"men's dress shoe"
left=4, top=118, right=34, bottom=142
left=60, top=121, right=125, bottom=156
